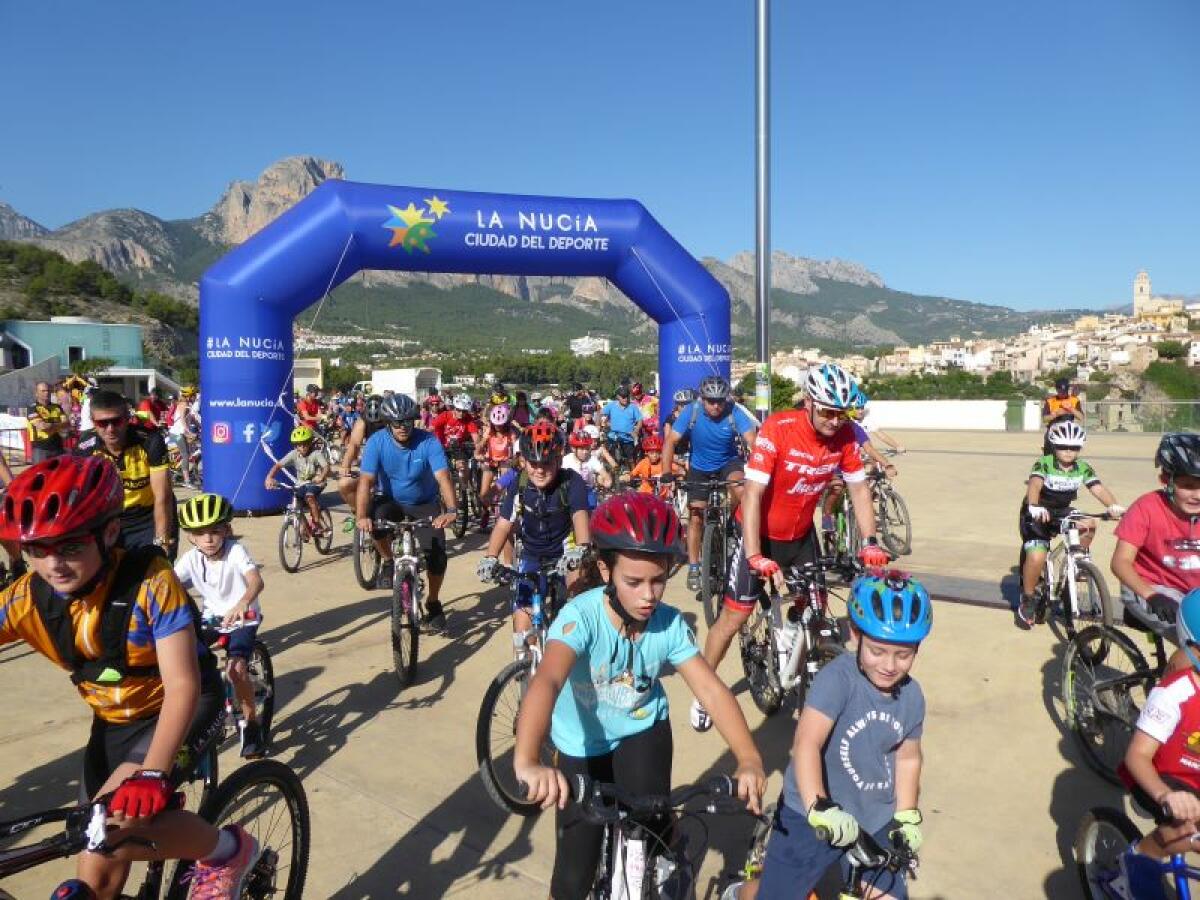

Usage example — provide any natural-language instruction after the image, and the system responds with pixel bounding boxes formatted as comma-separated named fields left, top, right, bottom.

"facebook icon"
left=236, top=421, right=258, bottom=444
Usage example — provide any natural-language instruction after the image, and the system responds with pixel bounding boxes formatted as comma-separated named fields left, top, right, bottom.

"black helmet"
left=615, top=385, right=630, bottom=399
left=364, top=394, right=384, bottom=424
left=305, top=383, right=319, bottom=394
left=1156, top=433, right=1200, bottom=478
left=699, top=375, right=730, bottom=401
left=573, top=382, right=585, bottom=392
left=1055, top=377, right=1071, bottom=392
left=380, top=393, right=419, bottom=423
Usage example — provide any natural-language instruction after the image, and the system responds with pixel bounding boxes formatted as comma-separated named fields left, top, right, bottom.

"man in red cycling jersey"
left=691, top=363, right=890, bottom=732
left=295, top=385, right=323, bottom=428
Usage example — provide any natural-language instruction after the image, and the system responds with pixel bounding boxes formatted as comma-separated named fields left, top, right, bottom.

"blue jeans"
left=757, top=801, right=907, bottom=900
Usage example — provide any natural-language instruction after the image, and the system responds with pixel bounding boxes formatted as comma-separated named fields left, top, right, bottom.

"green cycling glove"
left=889, top=808, right=923, bottom=853
left=807, top=798, right=860, bottom=848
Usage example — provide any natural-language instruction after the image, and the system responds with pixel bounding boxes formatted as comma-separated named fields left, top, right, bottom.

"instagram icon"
left=212, top=422, right=232, bottom=444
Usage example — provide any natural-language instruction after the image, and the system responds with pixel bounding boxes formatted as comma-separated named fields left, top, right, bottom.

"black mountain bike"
left=698, top=477, right=740, bottom=627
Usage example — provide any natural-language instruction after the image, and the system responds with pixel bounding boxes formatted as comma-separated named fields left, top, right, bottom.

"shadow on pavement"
left=0, top=747, right=82, bottom=831
left=265, top=594, right=392, bottom=657
left=1040, top=642, right=1127, bottom=899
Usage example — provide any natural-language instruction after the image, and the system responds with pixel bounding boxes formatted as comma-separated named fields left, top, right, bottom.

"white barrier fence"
left=867, top=400, right=1043, bottom=432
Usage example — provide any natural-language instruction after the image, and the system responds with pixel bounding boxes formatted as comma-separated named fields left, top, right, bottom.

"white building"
left=570, top=336, right=611, bottom=357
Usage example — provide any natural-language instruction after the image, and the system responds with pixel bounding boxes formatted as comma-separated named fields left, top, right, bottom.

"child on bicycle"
left=174, top=493, right=267, bottom=759
left=0, top=457, right=257, bottom=899
left=1016, top=420, right=1124, bottom=628
left=727, top=570, right=932, bottom=900
left=1111, top=432, right=1200, bottom=638
left=476, top=423, right=591, bottom=661
left=625, top=433, right=685, bottom=498
left=264, top=425, right=330, bottom=536
left=1117, top=587, right=1200, bottom=900
left=477, top=403, right=520, bottom=531
left=561, top=429, right=614, bottom=510
left=514, top=492, right=766, bottom=900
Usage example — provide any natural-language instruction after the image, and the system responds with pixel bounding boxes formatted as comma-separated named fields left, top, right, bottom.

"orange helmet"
left=642, top=434, right=664, bottom=452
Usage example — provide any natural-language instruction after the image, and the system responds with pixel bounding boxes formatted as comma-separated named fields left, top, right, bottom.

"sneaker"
left=239, top=719, right=266, bottom=759
left=1016, top=594, right=1037, bottom=629
left=187, top=824, right=261, bottom=899
left=720, top=883, right=744, bottom=900
left=378, top=560, right=395, bottom=590
left=690, top=698, right=713, bottom=732
left=423, top=600, right=447, bottom=634
left=342, top=516, right=356, bottom=534
left=686, top=565, right=702, bottom=592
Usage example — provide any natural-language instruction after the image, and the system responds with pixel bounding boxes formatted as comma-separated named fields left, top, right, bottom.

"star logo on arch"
left=383, top=197, right=450, bottom=253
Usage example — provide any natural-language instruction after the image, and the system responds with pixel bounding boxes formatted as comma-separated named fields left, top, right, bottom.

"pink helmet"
left=489, top=403, right=512, bottom=426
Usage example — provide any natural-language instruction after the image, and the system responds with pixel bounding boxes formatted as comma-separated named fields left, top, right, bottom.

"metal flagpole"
left=754, top=0, right=772, bottom=420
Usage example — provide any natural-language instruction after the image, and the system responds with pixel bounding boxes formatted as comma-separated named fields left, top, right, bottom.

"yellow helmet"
left=177, top=493, right=233, bottom=531
left=290, top=425, right=315, bottom=444
left=181, top=386, right=198, bottom=399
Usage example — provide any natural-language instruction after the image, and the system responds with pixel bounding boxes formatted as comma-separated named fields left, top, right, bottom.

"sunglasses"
left=813, top=405, right=848, bottom=420
left=389, top=420, right=416, bottom=429
left=26, top=536, right=95, bottom=560
left=92, top=416, right=127, bottom=429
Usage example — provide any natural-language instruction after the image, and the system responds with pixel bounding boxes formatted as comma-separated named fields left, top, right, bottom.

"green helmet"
left=177, top=493, right=233, bottom=531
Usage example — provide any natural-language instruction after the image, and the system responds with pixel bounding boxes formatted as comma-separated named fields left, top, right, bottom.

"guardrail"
left=1086, top=400, right=1200, bottom=434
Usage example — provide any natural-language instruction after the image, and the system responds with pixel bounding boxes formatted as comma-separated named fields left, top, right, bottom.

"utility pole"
left=754, top=0, right=772, bottom=420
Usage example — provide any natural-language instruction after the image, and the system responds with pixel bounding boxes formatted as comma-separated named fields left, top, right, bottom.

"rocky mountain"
left=0, top=202, right=48, bottom=240
left=1, top=155, right=1089, bottom=354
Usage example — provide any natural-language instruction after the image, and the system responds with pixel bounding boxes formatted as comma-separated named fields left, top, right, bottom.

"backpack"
left=30, top=546, right=204, bottom=686
left=511, top=469, right=575, bottom=526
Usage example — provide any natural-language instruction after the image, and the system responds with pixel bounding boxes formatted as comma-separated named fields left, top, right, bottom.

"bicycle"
left=476, top=557, right=570, bottom=815
left=606, top=437, right=639, bottom=481
left=374, top=515, right=435, bottom=687
left=199, top=612, right=276, bottom=758
left=563, top=774, right=749, bottom=900
left=352, top=521, right=381, bottom=589
left=1075, top=804, right=1200, bottom=899
left=0, top=704, right=310, bottom=898
left=1062, top=623, right=1163, bottom=785
left=726, top=802, right=918, bottom=900
left=274, top=484, right=333, bottom=574
left=447, top=446, right=481, bottom=539
left=697, top=477, right=741, bottom=628
left=1025, top=510, right=1117, bottom=641
left=822, top=487, right=862, bottom=572
left=739, top=556, right=858, bottom=716
left=868, top=468, right=912, bottom=558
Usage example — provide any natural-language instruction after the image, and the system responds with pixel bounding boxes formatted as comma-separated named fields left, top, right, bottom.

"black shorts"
left=369, top=498, right=448, bottom=576
left=685, top=460, right=744, bottom=505
left=1018, top=503, right=1075, bottom=550
left=81, top=679, right=223, bottom=801
left=725, top=529, right=820, bottom=614
left=118, top=509, right=158, bottom=553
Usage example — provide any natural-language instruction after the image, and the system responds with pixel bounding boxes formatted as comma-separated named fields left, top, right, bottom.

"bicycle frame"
left=771, top=560, right=853, bottom=692
left=1044, top=513, right=1091, bottom=620
left=497, top=561, right=566, bottom=670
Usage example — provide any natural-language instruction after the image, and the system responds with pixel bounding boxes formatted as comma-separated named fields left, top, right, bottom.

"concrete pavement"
left=0, top=430, right=1171, bottom=897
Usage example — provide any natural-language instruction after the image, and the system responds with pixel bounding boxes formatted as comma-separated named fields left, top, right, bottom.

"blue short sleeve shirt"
left=602, top=401, right=642, bottom=441
left=360, top=427, right=448, bottom=506
left=674, top=401, right=757, bottom=471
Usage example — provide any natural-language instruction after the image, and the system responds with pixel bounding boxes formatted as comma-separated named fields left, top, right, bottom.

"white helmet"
left=583, top=423, right=601, bottom=441
left=1047, top=420, right=1086, bottom=448
left=452, top=393, right=473, bottom=412
left=805, top=363, right=857, bottom=409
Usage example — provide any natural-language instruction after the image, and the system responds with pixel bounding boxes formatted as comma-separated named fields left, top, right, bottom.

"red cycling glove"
left=747, top=554, right=781, bottom=579
left=109, top=770, right=173, bottom=819
left=858, top=540, right=890, bottom=569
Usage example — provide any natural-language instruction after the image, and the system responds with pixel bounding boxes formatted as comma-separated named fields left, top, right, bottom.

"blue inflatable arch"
left=199, top=180, right=732, bottom=511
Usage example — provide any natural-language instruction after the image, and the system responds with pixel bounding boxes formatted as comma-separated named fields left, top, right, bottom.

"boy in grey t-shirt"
left=264, top=426, right=330, bottom=536
left=727, top=571, right=932, bottom=900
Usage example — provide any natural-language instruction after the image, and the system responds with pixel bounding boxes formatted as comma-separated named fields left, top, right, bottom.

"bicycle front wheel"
left=876, top=486, right=912, bottom=557
left=392, top=572, right=420, bottom=687
left=313, top=508, right=334, bottom=555
left=739, top=610, right=783, bottom=716
left=166, top=759, right=310, bottom=900
left=1071, top=559, right=1113, bottom=632
left=1074, top=807, right=1142, bottom=900
left=452, top=473, right=469, bottom=539
left=700, top=521, right=726, bottom=627
left=1062, top=625, right=1154, bottom=785
left=353, top=527, right=380, bottom=590
left=476, top=657, right=552, bottom=816
left=277, top=517, right=302, bottom=573
left=250, top=641, right=275, bottom=745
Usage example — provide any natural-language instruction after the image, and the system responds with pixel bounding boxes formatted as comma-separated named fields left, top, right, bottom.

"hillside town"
left=759, top=270, right=1200, bottom=385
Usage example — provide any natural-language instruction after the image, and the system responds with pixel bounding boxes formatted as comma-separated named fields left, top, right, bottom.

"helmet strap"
left=605, top=581, right=642, bottom=633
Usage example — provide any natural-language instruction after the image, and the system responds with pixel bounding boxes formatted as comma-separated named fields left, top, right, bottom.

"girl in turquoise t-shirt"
left=514, top=492, right=766, bottom=900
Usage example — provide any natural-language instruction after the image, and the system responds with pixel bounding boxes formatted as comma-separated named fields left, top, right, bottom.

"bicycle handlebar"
left=812, top=824, right=918, bottom=876
left=371, top=516, right=437, bottom=532
left=567, top=774, right=740, bottom=823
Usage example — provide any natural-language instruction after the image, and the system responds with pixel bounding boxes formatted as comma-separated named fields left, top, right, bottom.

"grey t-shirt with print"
left=279, top=447, right=329, bottom=484
left=781, top=651, right=925, bottom=833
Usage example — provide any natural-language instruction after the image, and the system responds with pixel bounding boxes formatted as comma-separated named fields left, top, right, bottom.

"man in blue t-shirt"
left=662, top=375, right=758, bottom=592
left=600, top=386, right=643, bottom=468
left=355, top=393, right=457, bottom=630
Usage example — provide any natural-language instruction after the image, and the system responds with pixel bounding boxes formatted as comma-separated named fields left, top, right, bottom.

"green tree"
left=70, top=356, right=116, bottom=377
left=1156, top=340, right=1189, bottom=361
left=737, top=371, right=801, bottom=412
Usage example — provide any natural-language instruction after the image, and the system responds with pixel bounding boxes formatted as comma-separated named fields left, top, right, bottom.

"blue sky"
left=1, top=0, right=1197, bottom=310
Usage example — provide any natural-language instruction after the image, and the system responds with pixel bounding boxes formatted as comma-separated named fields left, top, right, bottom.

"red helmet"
left=568, top=430, right=594, bottom=449
left=520, top=420, right=564, bottom=463
left=591, top=493, right=684, bottom=559
left=641, top=434, right=663, bottom=452
left=0, top=456, right=123, bottom=544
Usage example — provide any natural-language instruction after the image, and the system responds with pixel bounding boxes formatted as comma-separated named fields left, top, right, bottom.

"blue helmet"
left=850, top=384, right=868, bottom=410
left=848, top=571, right=932, bottom=644
left=1177, top=589, right=1200, bottom=671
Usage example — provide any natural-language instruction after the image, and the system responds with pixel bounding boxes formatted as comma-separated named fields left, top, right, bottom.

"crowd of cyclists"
left=2, top=354, right=1199, bottom=899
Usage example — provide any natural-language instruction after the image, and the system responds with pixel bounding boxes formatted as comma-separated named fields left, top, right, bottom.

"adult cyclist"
left=662, top=375, right=757, bottom=592
left=690, top=363, right=890, bottom=732
left=337, top=394, right=386, bottom=532
left=600, top=385, right=643, bottom=472
left=354, top=394, right=457, bottom=631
